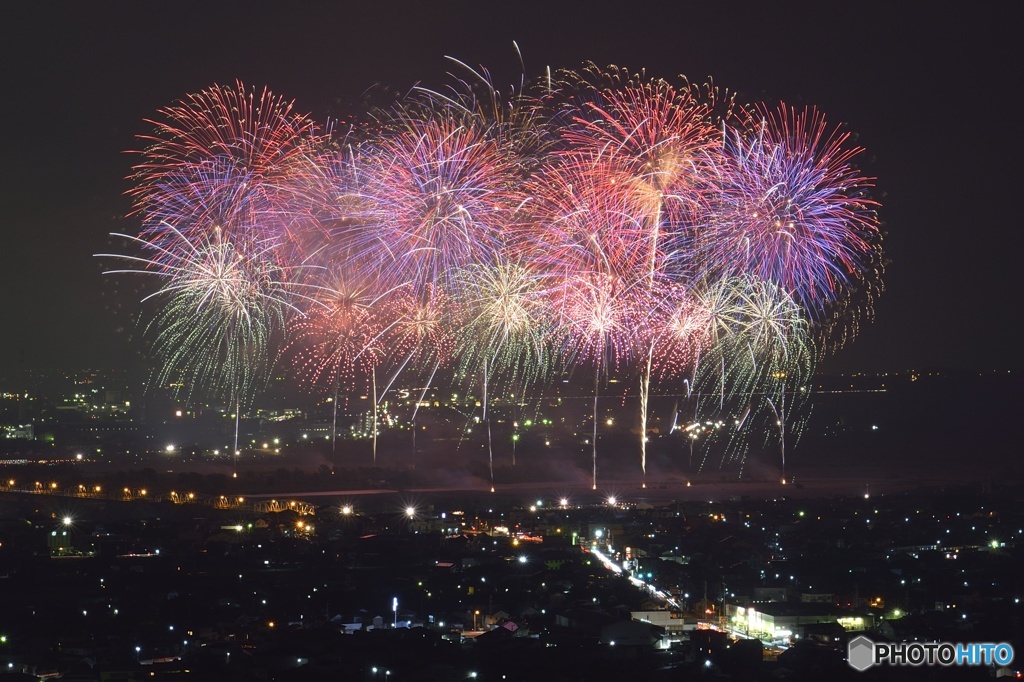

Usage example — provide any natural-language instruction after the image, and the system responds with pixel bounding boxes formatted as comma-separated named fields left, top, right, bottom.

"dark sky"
left=0, top=1, right=1017, bottom=375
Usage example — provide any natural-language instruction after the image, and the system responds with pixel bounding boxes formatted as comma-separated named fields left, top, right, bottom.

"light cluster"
left=101, top=60, right=883, bottom=488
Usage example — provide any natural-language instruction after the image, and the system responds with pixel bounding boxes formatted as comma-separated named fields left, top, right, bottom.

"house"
left=600, top=618, right=666, bottom=657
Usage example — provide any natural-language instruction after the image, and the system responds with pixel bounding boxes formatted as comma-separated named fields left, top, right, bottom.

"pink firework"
left=552, top=63, right=731, bottom=247
left=284, top=268, right=392, bottom=460
left=520, top=146, right=662, bottom=488
left=523, top=73, right=720, bottom=483
left=648, top=282, right=712, bottom=383
left=522, top=153, right=652, bottom=475
left=286, top=272, right=387, bottom=396
left=129, top=81, right=328, bottom=247
left=521, top=156, right=653, bottom=283
left=552, top=270, right=648, bottom=374
left=551, top=269, right=649, bottom=490
left=380, top=285, right=457, bottom=382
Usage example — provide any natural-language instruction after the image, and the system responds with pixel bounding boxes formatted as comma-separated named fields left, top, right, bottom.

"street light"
left=393, top=597, right=398, bottom=628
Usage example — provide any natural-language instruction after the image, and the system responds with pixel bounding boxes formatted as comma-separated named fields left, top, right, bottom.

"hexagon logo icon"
left=848, top=635, right=875, bottom=671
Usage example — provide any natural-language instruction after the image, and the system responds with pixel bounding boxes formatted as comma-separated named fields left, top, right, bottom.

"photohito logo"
left=848, top=635, right=1014, bottom=671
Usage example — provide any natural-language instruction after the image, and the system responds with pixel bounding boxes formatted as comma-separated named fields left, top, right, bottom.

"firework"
left=415, top=46, right=556, bottom=173
left=285, top=268, right=391, bottom=456
left=287, top=270, right=388, bottom=394
left=356, top=285, right=457, bottom=464
left=551, top=62, right=732, bottom=253
left=128, top=81, right=328, bottom=248
left=520, top=146, right=663, bottom=487
left=697, top=103, right=882, bottom=325
left=106, top=62, right=883, bottom=485
left=521, top=157, right=653, bottom=287
left=552, top=270, right=649, bottom=490
left=100, top=223, right=302, bottom=458
left=453, top=259, right=553, bottom=488
left=383, top=285, right=456, bottom=375
left=454, top=259, right=552, bottom=390
left=648, top=284, right=712, bottom=382
left=689, top=275, right=814, bottom=475
left=537, top=64, right=735, bottom=485
left=336, top=106, right=525, bottom=297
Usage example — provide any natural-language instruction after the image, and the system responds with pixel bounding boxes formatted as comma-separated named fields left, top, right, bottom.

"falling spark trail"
left=412, top=360, right=441, bottom=464
left=639, top=344, right=653, bottom=488
left=591, top=366, right=599, bottom=490
left=372, top=366, right=378, bottom=465
left=483, top=356, right=494, bottom=492
left=233, top=397, right=240, bottom=473
left=331, top=388, right=339, bottom=457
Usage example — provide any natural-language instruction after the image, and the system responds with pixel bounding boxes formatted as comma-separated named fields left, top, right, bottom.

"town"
left=2, top=473, right=1021, bottom=680
left=2, top=368, right=1020, bottom=680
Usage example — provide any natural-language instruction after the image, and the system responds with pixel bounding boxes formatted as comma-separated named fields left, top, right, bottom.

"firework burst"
left=453, top=258, right=554, bottom=488
left=285, top=268, right=393, bottom=457
left=698, top=103, right=882, bottom=325
left=551, top=62, right=732, bottom=244
left=454, top=259, right=553, bottom=389
left=100, top=223, right=303, bottom=459
left=128, top=81, right=328, bottom=248
left=286, top=270, right=388, bottom=395
left=338, top=107, right=525, bottom=296
left=551, top=270, right=648, bottom=489
left=689, top=275, right=814, bottom=474
left=537, top=64, right=736, bottom=484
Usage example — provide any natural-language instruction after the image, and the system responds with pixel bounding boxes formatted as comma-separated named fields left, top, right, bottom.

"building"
left=725, top=602, right=843, bottom=641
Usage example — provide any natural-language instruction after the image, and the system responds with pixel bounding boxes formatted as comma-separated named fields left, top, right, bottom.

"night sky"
left=1, top=1, right=1017, bottom=375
